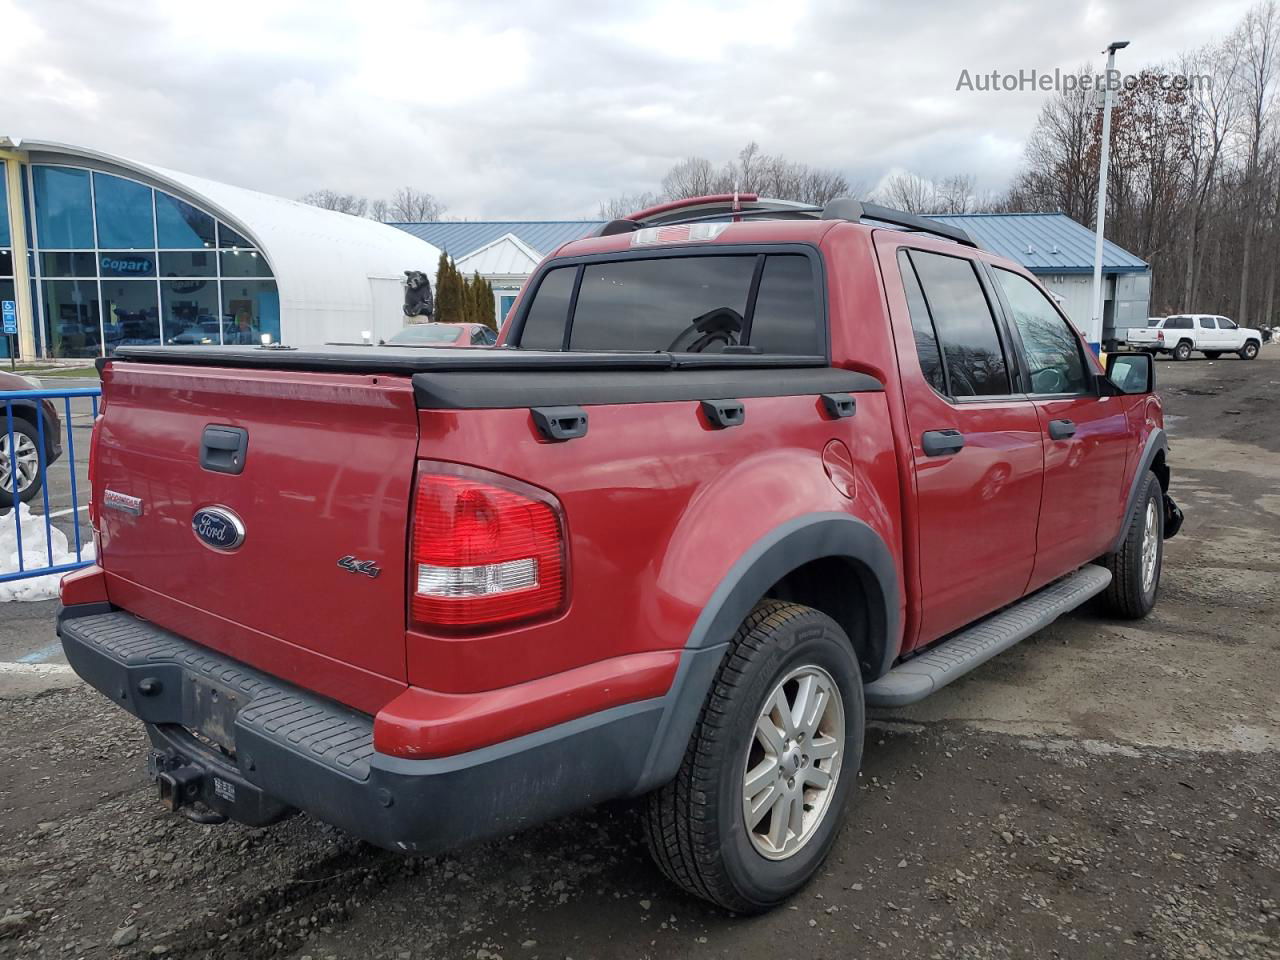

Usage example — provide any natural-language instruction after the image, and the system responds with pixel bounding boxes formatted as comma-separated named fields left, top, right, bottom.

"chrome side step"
left=864, top=564, right=1113, bottom=707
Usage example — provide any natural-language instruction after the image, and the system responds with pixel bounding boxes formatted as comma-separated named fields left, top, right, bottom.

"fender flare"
left=1108, top=427, right=1168, bottom=554
left=633, top=512, right=900, bottom=794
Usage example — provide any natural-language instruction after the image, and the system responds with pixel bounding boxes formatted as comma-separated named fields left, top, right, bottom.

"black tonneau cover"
left=105, top=344, right=884, bottom=410
left=107, top=344, right=827, bottom=376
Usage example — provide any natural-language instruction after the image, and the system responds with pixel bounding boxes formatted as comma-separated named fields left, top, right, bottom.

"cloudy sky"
left=2, top=0, right=1252, bottom=218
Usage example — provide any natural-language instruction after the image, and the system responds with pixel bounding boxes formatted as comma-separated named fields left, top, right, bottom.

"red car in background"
left=384, top=322, right=497, bottom=347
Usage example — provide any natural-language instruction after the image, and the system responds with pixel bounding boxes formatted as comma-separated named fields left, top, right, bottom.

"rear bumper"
left=57, top=605, right=671, bottom=854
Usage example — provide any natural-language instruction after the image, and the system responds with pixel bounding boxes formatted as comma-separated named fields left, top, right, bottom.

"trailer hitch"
left=149, top=751, right=228, bottom=824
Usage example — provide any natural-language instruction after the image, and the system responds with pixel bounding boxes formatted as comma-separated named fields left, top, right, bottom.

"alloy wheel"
left=742, top=665, right=845, bottom=860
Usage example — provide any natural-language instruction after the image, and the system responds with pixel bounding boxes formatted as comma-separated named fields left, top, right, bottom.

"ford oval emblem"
left=192, top=506, right=246, bottom=551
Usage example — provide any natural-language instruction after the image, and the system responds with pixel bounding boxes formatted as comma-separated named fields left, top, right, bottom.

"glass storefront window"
left=0, top=161, right=9, bottom=247
left=0, top=251, right=12, bottom=276
left=93, top=173, right=155, bottom=249
left=217, top=222, right=252, bottom=248
left=39, top=251, right=97, bottom=277
left=220, top=249, right=272, bottom=278
left=101, top=279, right=160, bottom=352
left=42, top=278, right=101, bottom=358
left=161, top=279, right=220, bottom=345
left=33, top=166, right=94, bottom=249
left=156, top=191, right=216, bottom=248
left=159, top=251, right=217, bottom=277
left=99, top=251, right=156, bottom=277
left=221, top=279, right=279, bottom=344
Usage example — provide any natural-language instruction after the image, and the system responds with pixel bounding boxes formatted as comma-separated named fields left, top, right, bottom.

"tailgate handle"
left=530, top=406, right=588, bottom=442
left=200, top=425, right=248, bottom=475
left=700, top=399, right=745, bottom=429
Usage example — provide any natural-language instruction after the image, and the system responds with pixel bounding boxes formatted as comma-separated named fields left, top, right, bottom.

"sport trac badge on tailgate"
left=192, top=506, right=246, bottom=551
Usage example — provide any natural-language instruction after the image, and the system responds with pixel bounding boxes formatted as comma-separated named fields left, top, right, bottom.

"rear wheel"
left=1239, top=340, right=1260, bottom=360
left=1203, top=351, right=1221, bottom=359
left=1173, top=340, right=1193, bottom=361
left=643, top=601, right=863, bottom=913
left=1101, top=472, right=1163, bottom=619
left=0, top=419, right=45, bottom=508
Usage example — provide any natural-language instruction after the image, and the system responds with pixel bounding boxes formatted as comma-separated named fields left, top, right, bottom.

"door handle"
left=1048, top=419, right=1077, bottom=440
left=921, top=429, right=965, bottom=457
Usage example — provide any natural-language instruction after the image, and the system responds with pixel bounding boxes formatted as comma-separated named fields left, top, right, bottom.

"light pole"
left=1089, top=40, right=1129, bottom=354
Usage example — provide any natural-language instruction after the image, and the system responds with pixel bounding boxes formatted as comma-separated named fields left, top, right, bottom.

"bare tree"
left=298, top=189, right=370, bottom=217
left=388, top=187, right=447, bottom=222
left=933, top=174, right=978, bottom=214
left=367, top=197, right=391, bottom=223
left=876, top=172, right=938, bottom=213
left=1232, top=0, right=1280, bottom=322
left=597, top=192, right=663, bottom=219
left=661, top=157, right=719, bottom=199
left=600, top=143, right=853, bottom=214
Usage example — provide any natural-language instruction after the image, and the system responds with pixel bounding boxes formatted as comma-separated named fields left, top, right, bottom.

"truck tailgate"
left=93, top=361, right=419, bottom=708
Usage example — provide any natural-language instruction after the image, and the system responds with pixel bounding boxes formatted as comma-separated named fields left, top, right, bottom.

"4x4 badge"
left=337, top=555, right=381, bottom=579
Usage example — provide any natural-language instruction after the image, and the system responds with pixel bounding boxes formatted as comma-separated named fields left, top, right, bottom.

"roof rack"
left=591, top=194, right=977, bottom=248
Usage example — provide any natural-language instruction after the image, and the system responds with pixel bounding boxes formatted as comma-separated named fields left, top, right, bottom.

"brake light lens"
left=410, top=468, right=566, bottom=628
left=1157, top=330, right=1165, bottom=342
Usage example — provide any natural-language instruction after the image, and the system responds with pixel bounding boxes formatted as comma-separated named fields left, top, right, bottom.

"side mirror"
left=1105, top=352, right=1154, bottom=395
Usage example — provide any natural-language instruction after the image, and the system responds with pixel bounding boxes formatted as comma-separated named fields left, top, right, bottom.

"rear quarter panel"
left=410, top=389, right=903, bottom=694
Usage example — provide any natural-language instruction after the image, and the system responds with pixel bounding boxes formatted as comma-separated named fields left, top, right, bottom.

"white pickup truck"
left=1128, top=314, right=1262, bottom=361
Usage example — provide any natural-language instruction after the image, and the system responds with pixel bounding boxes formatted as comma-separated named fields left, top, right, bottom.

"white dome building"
left=0, top=138, right=441, bottom=359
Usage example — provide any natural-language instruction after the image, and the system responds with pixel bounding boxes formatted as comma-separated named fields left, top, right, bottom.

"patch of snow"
left=0, top=503, right=95, bottom=602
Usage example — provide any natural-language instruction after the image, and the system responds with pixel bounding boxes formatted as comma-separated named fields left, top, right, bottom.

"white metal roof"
left=5, top=138, right=442, bottom=343
left=454, top=232, right=543, bottom=276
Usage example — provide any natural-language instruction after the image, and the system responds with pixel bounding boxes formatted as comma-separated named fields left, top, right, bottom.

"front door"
left=989, top=266, right=1130, bottom=588
left=879, top=239, right=1045, bottom=647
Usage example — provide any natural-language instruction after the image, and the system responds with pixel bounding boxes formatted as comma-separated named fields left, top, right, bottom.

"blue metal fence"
left=0, top=386, right=101, bottom=584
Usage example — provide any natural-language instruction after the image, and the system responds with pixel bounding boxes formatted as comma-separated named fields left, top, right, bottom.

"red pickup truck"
left=59, top=196, right=1181, bottom=913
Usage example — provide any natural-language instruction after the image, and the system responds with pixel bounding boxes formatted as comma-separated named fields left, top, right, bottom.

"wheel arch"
left=634, top=512, right=900, bottom=794
left=1108, top=428, right=1169, bottom=555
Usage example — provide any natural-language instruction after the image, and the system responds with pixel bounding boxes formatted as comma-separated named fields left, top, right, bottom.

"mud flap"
left=1163, top=494, right=1184, bottom=540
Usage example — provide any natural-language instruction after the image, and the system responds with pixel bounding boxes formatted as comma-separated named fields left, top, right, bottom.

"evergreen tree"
left=477, top=275, right=497, bottom=331
left=434, top=252, right=457, bottom=323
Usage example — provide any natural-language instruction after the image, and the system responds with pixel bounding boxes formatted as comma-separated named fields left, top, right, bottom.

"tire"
left=1203, top=351, right=1221, bottom=359
left=1239, top=340, right=1260, bottom=360
left=1173, top=340, right=1193, bottom=361
left=1101, top=472, right=1163, bottom=619
left=0, top=418, right=45, bottom=509
left=643, top=601, right=864, bottom=913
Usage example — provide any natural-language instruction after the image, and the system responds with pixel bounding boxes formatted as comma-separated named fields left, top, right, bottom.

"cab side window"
left=897, top=250, right=947, bottom=394
left=907, top=250, right=1011, bottom=397
left=993, top=268, right=1089, bottom=395
left=1198, top=317, right=1214, bottom=329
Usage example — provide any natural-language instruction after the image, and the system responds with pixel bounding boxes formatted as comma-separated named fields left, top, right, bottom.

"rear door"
left=1197, top=316, right=1219, bottom=350
left=93, top=362, right=420, bottom=704
left=879, top=240, right=1044, bottom=645
left=989, top=267, right=1130, bottom=588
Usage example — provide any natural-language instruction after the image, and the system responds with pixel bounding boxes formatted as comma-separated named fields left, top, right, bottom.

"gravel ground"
left=0, top=353, right=1277, bottom=959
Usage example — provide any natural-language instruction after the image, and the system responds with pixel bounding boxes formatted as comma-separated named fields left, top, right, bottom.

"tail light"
left=410, top=465, right=566, bottom=629
left=1157, top=330, right=1165, bottom=342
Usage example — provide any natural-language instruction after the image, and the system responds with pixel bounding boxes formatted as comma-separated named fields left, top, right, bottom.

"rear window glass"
left=517, top=253, right=822, bottom=355
left=519, top=267, right=576, bottom=350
